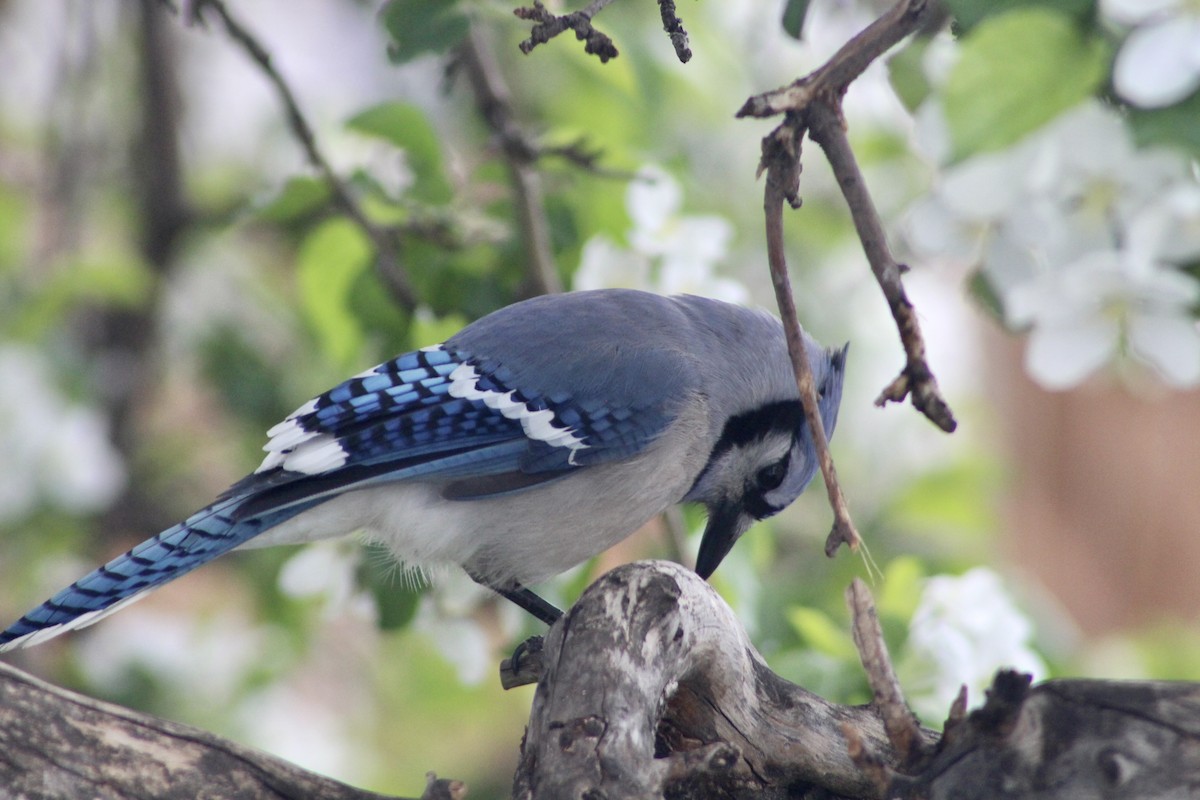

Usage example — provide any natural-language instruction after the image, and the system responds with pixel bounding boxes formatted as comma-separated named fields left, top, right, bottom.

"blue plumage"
left=0, top=497, right=319, bottom=648
left=260, top=340, right=673, bottom=477
left=0, top=289, right=847, bottom=649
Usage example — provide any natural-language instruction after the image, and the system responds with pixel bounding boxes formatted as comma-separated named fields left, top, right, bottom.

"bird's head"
left=686, top=341, right=848, bottom=579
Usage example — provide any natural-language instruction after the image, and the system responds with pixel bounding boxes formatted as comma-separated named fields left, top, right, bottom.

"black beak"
left=695, top=501, right=753, bottom=579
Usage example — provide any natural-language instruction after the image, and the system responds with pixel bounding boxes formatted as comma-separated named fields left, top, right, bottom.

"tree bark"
left=890, top=670, right=1200, bottom=800
left=0, top=662, right=461, bottom=800
left=511, top=561, right=1200, bottom=800
left=512, top=561, right=929, bottom=799
left=2, top=561, right=1198, bottom=799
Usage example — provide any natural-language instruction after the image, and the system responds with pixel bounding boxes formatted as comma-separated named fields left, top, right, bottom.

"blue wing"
left=234, top=341, right=678, bottom=507
left=0, top=337, right=682, bottom=651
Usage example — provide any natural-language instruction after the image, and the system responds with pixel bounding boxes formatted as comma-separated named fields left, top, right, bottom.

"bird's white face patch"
left=447, top=362, right=588, bottom=457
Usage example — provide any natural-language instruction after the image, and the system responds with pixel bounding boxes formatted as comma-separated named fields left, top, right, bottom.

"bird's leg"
left=465, top=568, right=563, bottom=624
left=493, top=584, right=563, bottom=625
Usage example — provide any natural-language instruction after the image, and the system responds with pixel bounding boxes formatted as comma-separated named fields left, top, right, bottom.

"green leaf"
left=296, top=218, right=372, bottom=369
left=943, top=9, right=1109, bottom=161
left=0, top=181, right=29, bottom=272
left=410, top=310, right=469, bottom=350
left=347, top=102, right=452, bottom=202
left=887, top=38, right=931, bottom=113
left=781, top=0, right=812, bottom=40
left=255, top=176, right=331, bottom=223
left=346, top=268, right=413, bottom=359
left=876, top=557, right=927, bottom=622
left=380, top=0, right=469, bottom=64
left=360, top=543, right=422, bottom=630
left=1129, top=89, right=1200, bottom=159
left=66, top=258, right=153, bottom=307
left=6, top=257, right=153, bottom=338
left=786, top=606, right=858, bottom=660
left=198, top=325, right=290, bottom=436
left=968, top=269, right=1004, bottom=321
left=886, top=456, right=1002, bottom=543
left=942, top=0, right=1096, bottom=33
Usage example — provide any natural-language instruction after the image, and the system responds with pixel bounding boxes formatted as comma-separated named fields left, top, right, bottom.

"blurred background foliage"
left=0, top=0, right=1198, bottom=796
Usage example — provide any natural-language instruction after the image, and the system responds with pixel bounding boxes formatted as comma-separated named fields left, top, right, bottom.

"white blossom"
left=236, top=683, right=362, bottom=780
left=0, top=347, right=125, bottom=522
left=905, top=101, right=1200, bottom=389
left=574, top=167, right=749, bottom=304
left=277, top=539, right=375, bottom=620
left=1006, top=249, right=1200, bottom=389
left=78, top=607, right=272, bottom=707
left=901, top=568, right=1046, bottom=723
left=411, top=569, right=526, bottom=685
left=1103, top=0, right=1200, bottom=108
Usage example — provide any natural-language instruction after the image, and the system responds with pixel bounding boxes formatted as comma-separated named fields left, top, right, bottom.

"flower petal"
left=627, top=167, right=680, bottom=236
left=573, top=235, right=651, bottom=291
left=940, top=147, right=1032, bottom=221
left=1024, top=315, right=1118, bottom=390
left=1128, top=312, right=1200, bottom=386
left=1101, top=0, right=1182, bottom=27
left=905, top=196, right=981, bottom=262
left=1114, top=18, right=1200, bottom=108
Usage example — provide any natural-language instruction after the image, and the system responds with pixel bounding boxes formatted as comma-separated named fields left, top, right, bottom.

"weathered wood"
left=889, top=670, right=1200, bottom=800
left=512, top=561, right=1200, bottom=800
left=0, top=661, right=461, bottom=800
left=512, top=561, right=935, bottom=799
left=4, top=561, right=1200, bottom=799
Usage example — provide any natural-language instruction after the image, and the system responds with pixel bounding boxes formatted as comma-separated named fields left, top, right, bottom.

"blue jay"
left=0, top=289, right=846, bottom=651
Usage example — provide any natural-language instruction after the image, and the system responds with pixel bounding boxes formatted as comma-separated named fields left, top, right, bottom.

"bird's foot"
left=499, top=634, right=545, bottom=689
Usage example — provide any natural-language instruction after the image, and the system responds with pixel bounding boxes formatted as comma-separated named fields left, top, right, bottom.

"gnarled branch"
left=891, top=671, right=1200, bottom=799
left=3, top=563, right=1199, bottom=798
left=0, top=661, right=461, bottom=800
left=513, top=561, right=934, bottom=798
left=514, top=0, right=619, bottom=62
left=514, top=0, right=692, bottom=63
left=511, top=561, right=1200, bottom=799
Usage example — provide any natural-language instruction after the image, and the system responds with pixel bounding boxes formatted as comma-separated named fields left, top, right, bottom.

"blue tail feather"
left=0, top=495, right=313, bottom=651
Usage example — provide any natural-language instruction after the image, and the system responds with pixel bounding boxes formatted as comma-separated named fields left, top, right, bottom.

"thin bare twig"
left=514, top=0, right=690, bottom=63
left=807, top=105, right=956, bottom=431
left=846, top=579, right=926, bottom=768
left=738, top=0, right=957, bottom=434
left=738, top=0, right=930, bottom=119
left=514, top=0, right=619, bottom=62
left=459, top=26, right=562, bottom=296
left=657, top=0, right=692, bottom=63
left=760, top=122, right=861, bottom=556
left=192, top=0, right=418, bottom=311
left=940, top=683, right=971, bottom=749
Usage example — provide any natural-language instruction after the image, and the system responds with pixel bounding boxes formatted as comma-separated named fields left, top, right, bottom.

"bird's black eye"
left=756, top=459, right=788, bottom=492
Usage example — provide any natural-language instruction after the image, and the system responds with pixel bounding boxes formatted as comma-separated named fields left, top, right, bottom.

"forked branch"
left=740, top=0, right=957, bottom=435
left=513, top=0, right=693, bottom=62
